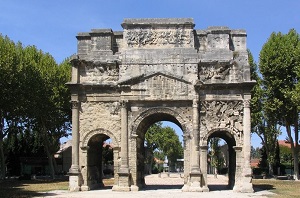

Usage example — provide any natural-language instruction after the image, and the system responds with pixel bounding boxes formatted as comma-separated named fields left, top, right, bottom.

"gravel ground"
left=34, top=174, right=274, bottom=198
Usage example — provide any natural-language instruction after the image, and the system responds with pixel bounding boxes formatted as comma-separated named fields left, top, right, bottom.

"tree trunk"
left=293, top=122, right=299, bottom=180
left=0, top=138, right=5, bottom=179
left=268, top=162, right=273, bottom=176
left=41, top=124, right=55, bottom=179
left=0, top=113, right=5, bottom=180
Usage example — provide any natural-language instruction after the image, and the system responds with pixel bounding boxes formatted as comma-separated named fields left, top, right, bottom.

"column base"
left=112, top=185, right=131, bottom=192
left=81, top=185, right=90, bottom=191
left=130, top=185, right=140, bottom=191
left=240, top=176, right=254, bottom=193
left=69, top=175, right=81, bottom=192
left=112, top=169, right=131, bottom=191
left=233, top=176, right=253, bottom=193
left=182, top=171, right=208, bottom=192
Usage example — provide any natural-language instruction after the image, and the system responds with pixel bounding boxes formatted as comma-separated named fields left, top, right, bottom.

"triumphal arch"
left=68, top=18, right=254, bottom=193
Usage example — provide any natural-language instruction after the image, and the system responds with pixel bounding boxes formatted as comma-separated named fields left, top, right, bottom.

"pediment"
left=118, top=71, right=191, bottom=86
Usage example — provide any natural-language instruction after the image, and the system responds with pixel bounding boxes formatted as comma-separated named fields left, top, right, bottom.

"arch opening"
left=135, top=112, right=185, bottom=190
left=85, top=133, right=114, bottom=190
left=206, top=129, right=236, bottom=191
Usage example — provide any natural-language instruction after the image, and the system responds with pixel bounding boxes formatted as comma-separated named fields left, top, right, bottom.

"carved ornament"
left=71, top=101, right=79, bottom=109
left=199, top=61, right=242, bottom=83
left=80, top=61, right=119, bottom=83
left=125, top=29, right=192, bottom=47
left=200, top=100, right=243, bottom=135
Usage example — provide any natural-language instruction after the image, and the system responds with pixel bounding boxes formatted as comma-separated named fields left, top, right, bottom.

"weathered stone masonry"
left=68, top=18, right=255, bottom=193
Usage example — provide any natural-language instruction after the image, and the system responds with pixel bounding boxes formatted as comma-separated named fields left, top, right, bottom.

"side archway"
left=202, top=128, right=238, bottom=190
left=80, top=128, right=120, bottom=190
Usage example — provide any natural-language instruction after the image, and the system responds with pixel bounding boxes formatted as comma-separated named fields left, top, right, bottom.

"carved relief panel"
left=200, top=100, right=243, bottom=142
left=79, top=61, right=119, bottom=84
left=124, top=28, right=193, bottom=48
left=199, top=61, right=243, bottom=83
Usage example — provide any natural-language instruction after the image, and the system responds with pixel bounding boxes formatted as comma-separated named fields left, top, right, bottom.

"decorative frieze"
left=125, top=29, right=193, bottom=48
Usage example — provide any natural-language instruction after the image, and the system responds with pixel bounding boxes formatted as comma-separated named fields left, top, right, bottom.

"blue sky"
left=1, top=0, right=299, bottom=147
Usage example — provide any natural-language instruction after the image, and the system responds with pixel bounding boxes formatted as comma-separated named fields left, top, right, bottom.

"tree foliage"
left=250, top=48, right=280, bottom=175
left=0, top=34, right=71, bottom=179
left=259, top=29, right=300, bottom=179
left=208, top=137, right=225, bottom=174
left=145, top=122, right=183, bottom=170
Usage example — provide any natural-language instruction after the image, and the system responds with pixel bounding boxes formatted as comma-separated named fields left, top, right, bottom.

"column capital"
left=120, top=100, right=128, bottom=108
left=233, top=146, right=243, bottom=151
left=71, top=100, right=80, bottom=109
left=193, top=98, right=199, bottom=107
left=243, top=99, right=250, bottom=108
left=199, top=145, right=208, bottom=150
left=80, top=146, right=89, bottom=151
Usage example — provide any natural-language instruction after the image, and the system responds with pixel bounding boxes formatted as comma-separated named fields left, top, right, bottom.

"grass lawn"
left=0, top=178, right=114, bottom=198
left=0, top=179, right=68, bottom=198
left=253, top=179, right=300, bottom=197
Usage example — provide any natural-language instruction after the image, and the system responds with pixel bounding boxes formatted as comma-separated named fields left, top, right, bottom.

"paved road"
left=34, top=174, right=274, bottom=198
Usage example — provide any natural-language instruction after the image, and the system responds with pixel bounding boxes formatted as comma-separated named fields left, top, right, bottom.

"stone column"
left=233, top=146, right=242, bottom=192
left=113, top=100, right=130, bottom=191
left=200, top=145, right=209, bottom=192
left=69, top=100, right=81, bottom=191
left=120, top=100, right=129, bottom=171
left=191, top=99, right=200, bottom=172
left=241, top=99, right=254, bottom=192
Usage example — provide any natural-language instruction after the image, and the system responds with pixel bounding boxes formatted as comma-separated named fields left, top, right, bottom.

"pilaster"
left=113, top=100, right=131, bottom=191
left=184, top=99, right=203, bottom=192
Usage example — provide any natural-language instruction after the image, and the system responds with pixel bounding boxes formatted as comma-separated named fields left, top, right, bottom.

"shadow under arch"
left=131, top=107, right=190, bottom=189
left=205, top=128, right=237, bottom=191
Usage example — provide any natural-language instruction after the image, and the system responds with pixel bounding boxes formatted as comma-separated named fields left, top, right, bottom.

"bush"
left=152, top=167, right=159, bottom=174
left=218, top=168, right=228, bottom=175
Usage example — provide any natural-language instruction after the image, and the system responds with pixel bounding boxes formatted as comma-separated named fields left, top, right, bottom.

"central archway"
left=131, top=107, right=191, bottom=190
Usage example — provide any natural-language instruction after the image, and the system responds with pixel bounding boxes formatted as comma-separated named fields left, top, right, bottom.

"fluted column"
left=191, top=99, right=200, bottom=172
left=70, top=101, right=80, bottom=173
left=120, top=100, right=129, bottom=172
left=69, top=100, right=80, bottom=192
left=241, top=99, right=253, bottom=192
left=243, top=99, right=251, bottom=174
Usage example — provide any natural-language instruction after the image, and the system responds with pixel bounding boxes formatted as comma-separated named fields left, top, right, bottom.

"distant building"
left=55, top=140, right=72, bottom=174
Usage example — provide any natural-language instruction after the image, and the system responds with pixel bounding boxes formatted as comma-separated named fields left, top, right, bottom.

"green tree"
left=145, top=122, right=183, bottom=172
left=208, top=137, right=224, bottom=175
left=250, top=48, right=280, bottom=175
left=0, top=35, right=27, bottom=179
left=259, top=29, right=300, bottom=180
left=0, top=34, right=71, bottom=179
